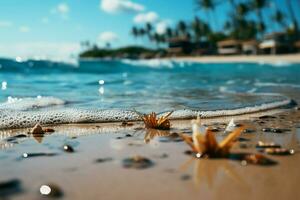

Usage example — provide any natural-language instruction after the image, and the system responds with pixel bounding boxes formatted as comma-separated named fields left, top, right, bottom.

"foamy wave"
left=0, top=108, right=140, bottom=129
left=255, top=82, right=300, bottom=88
left=0, top=96, right=66, bottom=111
left=0, top=97, right=295, bottom=129
left=258, top=60, right=292, bottom=67
left=168, top=98, right=294, bottom=119
left=121, top=59, right=174, bottom=68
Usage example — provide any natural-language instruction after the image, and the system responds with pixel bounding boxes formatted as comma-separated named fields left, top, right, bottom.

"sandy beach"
left=173, top=54, right=300, bottom=64
left=1, top=106, right=300, bottom=200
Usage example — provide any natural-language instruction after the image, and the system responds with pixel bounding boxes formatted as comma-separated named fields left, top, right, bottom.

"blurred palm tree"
left=177, top=20, right=188, bottom=36
left=145, top=23, right=153, bottom=34
left=192, top=16, right=210, bottom=42
left=237, top=3, right=249, bottom=18
left=192, top=16, right=202, bottom=41
left=285, top=0, right=299, bottom=36
left=272, top=9, right=286, bottom=30
left=152, top=33, right=166, bottom=48
left=224, top=1, right=253, bottom=40
left=251, top=0, right=267, bottom=35
left=224, top=20, right=232, bottom=33
left=166, top=27, right=173, bottom=39
left=131, top=26, right=139, bottom=40
left=138, top=28, right=146, bottom=37
left=195, top=0, right=218, bottom=30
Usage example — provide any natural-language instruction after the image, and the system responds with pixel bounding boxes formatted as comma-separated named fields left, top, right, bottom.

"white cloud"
left=98, top=31, right=119, bottom=43
left=51, top=3, right=70, bottom=19
left=133, top=11, right=158, bottom=24
left=0, top=21, right=13, bottom=28
left=156, top=20, right=171, bottom=35
left=57, top=3, right=69, bottom=14
left=100, top=0, right=144, bottom=14
left=19, top=26, right=30, bottom=33
left=0, top=42, right=80, bottom=63
left=41, top=17, right=49, bottom=24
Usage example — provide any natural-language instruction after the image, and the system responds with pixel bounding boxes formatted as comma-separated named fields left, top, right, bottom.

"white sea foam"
left=167, top=98, right=293, bottom=119
left=121, top=59, right=174, bottom=68
left=0, top=96, right=66, bottom=111
left=255, top=82, right=300, bottom=88
left=258, top=60, right=292, bottom=67
left=247, top=88, right=257, bottom=93
left=0, top=108, right=140, bottom=129
left=0, top=97, right=295, bottom=129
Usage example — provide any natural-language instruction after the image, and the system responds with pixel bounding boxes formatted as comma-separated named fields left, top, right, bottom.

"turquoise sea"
left=0, top=58, right=299, bottom=128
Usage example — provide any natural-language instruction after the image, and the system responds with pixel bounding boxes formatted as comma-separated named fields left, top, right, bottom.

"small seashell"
left=243, top=129, right=255, bottom=133
left=224, top=119, right=237, bottom=132
left=262, top=128, right=290, bottom=133
left=256, top=141, right=281, bottom=148
left=63, top=145, right=74, bottom=153
left=262, top=148, right=295, bottom=156
left=121, top=121, right=134, bottom=126
left=241, top=154, right=277, bottom=166
left=30, top=123, right=44, bottom=135
left=262, top=128, right=272, bottom=132
left=39, top=184, right=63, bottom=198
left=43, top=128, right=55, bottom=133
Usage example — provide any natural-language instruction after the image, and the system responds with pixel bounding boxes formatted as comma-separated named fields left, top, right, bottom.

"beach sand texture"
left=1, top=107, right=300, bottom=200
left=174, top=54, right=300, bottom=64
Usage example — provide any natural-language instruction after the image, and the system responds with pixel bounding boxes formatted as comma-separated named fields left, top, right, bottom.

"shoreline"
left=0, top=107, right=290, bottom=134
left=2, top=53, right=300, bottom=64
left=172, top=53, right=300, bottom=64
left=78, top=53, right=300, bottom=65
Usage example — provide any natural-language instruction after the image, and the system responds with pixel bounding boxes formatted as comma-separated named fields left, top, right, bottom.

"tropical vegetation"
left=130, top=0, right=299, bottom=46
left=80, top=0, right=300, bottom=58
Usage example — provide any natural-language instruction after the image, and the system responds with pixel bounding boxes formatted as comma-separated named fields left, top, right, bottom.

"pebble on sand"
left=63, top=145, right=74, bottom=153
left=30, top=123, right=44, bottom=135
left=40, top=184, right=63, bottom=198
left=122, top=155, right=154, bottom=169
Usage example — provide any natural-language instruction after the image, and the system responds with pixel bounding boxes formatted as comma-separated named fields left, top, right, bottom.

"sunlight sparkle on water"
left=99, top=80, right=105, bottom=85
left=15, top=56, right=23, bottom=63
left=1, top=81, right=7, bottom=90
left=99, top=86, right=104, bottom=95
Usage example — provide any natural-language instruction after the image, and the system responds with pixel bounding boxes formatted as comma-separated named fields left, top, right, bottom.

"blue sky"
left=0, top=0, right=299, bottom=61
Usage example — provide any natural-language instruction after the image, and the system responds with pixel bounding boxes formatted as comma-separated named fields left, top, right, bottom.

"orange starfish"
left=141, top=111, right=173, bottom=130
left=180, top=116, right=245, bottom=158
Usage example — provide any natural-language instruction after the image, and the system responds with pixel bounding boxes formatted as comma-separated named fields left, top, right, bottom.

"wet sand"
left=1, top=107, right=300, bottom=200
left=173, top=54, right=300, bottom=64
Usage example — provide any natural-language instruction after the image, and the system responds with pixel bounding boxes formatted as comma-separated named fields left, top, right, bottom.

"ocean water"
left=0, top=58, right=299, bottom=128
